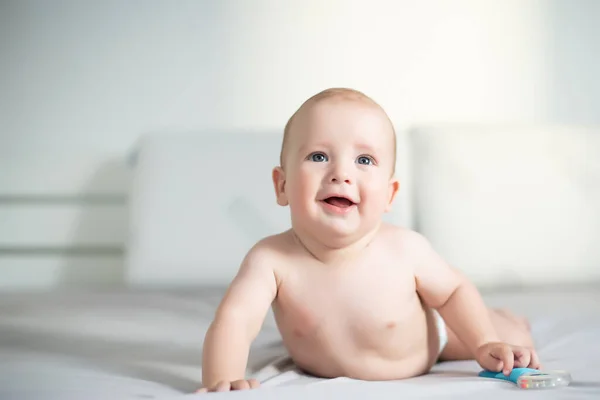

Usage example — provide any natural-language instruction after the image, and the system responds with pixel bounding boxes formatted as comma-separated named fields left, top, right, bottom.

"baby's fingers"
left=215, top=381, right=232, bottom=392
left=490, top=346, right=514, bottom=375
left=196, top=379, right=259, bottom=394
left=248, top=379, right=261, bottom=389
left=529, top=348, right=541, bottom=370
left=477, top=351, right=503, bottom=372
left=196, top=381, right=231, bottom=393
left=513, top=347, right=532, bottom=369
left=231, top=380, right=250, bottom=391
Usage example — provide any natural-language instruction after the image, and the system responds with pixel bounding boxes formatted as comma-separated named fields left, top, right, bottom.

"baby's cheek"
left=365, top=180, right=393, bottom=202
left=289, top=174, right=311, bottom=197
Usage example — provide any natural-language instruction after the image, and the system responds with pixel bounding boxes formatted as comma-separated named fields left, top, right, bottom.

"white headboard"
left=127, top=126, right=600, bottom=289
left=0, top=154, right=129, bottom=290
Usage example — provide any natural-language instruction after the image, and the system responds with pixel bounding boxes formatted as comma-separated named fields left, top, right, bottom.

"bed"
left=1, top=285, right=599, bottom=399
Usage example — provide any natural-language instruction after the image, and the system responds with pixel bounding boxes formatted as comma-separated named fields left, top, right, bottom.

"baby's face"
left=275, top=98, right=398, bottom=241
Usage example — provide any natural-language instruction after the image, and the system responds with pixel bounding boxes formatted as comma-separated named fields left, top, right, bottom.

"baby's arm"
left=410, top=233, right=499, bottom=350
left=410, top=232, right=535, bottom=374
left=200, top=242, right=278, bottom=391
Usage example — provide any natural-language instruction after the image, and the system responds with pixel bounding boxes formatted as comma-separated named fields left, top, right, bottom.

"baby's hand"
left=475, top=342, right=541, bottom=375
left=196, top=379, right=260, bottom=393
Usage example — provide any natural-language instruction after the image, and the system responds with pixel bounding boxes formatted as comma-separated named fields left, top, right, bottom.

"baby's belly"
left=273, top=301, right=443, bottom=380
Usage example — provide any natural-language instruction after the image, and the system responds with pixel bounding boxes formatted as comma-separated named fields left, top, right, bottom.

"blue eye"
left=309, top=152, right=328, bottom=162
left=357, top=156, right=374, bottom=165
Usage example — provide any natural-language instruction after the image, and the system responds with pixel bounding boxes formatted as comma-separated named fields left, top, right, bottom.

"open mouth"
left=323, top=196, right=355, bottom=208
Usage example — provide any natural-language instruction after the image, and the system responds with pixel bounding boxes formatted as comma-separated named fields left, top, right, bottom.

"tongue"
left=326, top=197, right=353, bottom=208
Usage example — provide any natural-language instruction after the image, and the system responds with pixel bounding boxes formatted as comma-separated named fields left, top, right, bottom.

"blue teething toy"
left=479, top=368, right=571, bottom=389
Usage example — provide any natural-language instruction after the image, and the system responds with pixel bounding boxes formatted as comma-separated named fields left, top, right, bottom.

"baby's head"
left=272, top=88, right=399, bottom=245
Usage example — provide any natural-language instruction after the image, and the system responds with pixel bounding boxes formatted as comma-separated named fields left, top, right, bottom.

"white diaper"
left=433, top=310, right=449, bottom=356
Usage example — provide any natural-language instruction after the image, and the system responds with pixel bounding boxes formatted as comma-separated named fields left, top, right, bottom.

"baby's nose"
left=331, top=175, right=351, bottom=184
left=329, top=167, right=352, bottom=184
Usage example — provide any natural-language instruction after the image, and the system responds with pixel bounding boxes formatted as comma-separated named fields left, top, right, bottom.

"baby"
left=198, top=88, right=538, bottom=393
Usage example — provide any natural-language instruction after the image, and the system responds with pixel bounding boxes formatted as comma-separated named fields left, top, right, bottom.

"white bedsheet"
left=1, top=286, right=599, bottom=400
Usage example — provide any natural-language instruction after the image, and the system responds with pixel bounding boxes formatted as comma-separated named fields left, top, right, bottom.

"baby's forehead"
left=280, top=89, right=396, bottom=167
left=292, top=97, right=392, bottom=140
left=304, top=94, right=379, bottom=114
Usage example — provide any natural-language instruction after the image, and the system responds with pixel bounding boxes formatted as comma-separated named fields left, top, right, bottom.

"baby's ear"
left=272, top=166, right=288, bottom=206
left=385, top=177, right=400, bottom=212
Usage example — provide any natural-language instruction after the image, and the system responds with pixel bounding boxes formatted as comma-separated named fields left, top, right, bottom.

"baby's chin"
left=311, top=218, right=368, bottom=241
left=290, top=207, right=373, bottom=238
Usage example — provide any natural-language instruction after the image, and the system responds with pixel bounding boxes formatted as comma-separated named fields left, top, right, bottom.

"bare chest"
left=273, top=256, right=420, bottom=341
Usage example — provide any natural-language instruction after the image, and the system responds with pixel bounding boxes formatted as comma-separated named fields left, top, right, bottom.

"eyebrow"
left=297, top=142, right=331, bottom=154
left=353, top=142, right=378, bottom=154
left=298, top=142, right=379, bottom=154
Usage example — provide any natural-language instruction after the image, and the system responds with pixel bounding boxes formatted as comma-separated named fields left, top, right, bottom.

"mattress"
left=1, top=285, right=599, bottom=400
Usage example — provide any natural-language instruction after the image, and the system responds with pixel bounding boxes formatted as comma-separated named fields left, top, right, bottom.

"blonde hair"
left=279, top=88, right=396, bottom=172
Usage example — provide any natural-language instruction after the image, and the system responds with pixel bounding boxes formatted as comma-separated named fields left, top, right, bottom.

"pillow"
left=410, top=125, right=600, bottom=288
left=126, top=132, right=289, bottom=286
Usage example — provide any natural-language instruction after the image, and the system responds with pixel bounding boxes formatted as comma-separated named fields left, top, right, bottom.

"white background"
left=1, top=0, right=599, bottom=289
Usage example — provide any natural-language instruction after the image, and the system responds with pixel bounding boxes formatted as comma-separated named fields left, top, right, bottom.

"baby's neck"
left=291, top=224, right=381, bottom=265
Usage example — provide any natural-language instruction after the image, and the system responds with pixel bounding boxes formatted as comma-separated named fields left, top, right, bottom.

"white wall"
left=0, top=0, right=557, bottom=157
left=1, top=0, right=599, bottom=289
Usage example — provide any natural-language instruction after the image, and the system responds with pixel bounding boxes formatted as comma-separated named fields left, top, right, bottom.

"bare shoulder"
left=241, top=230, right=296, bottom=283
left=217, top=232, right=292, bottom=311
left=379, top=223, right=432, bottom=250
left=379, top=224, right=459, bottom=303
left=378, top=223, right=441, bottom=268
left=246, top=230, right=295, bottom=261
